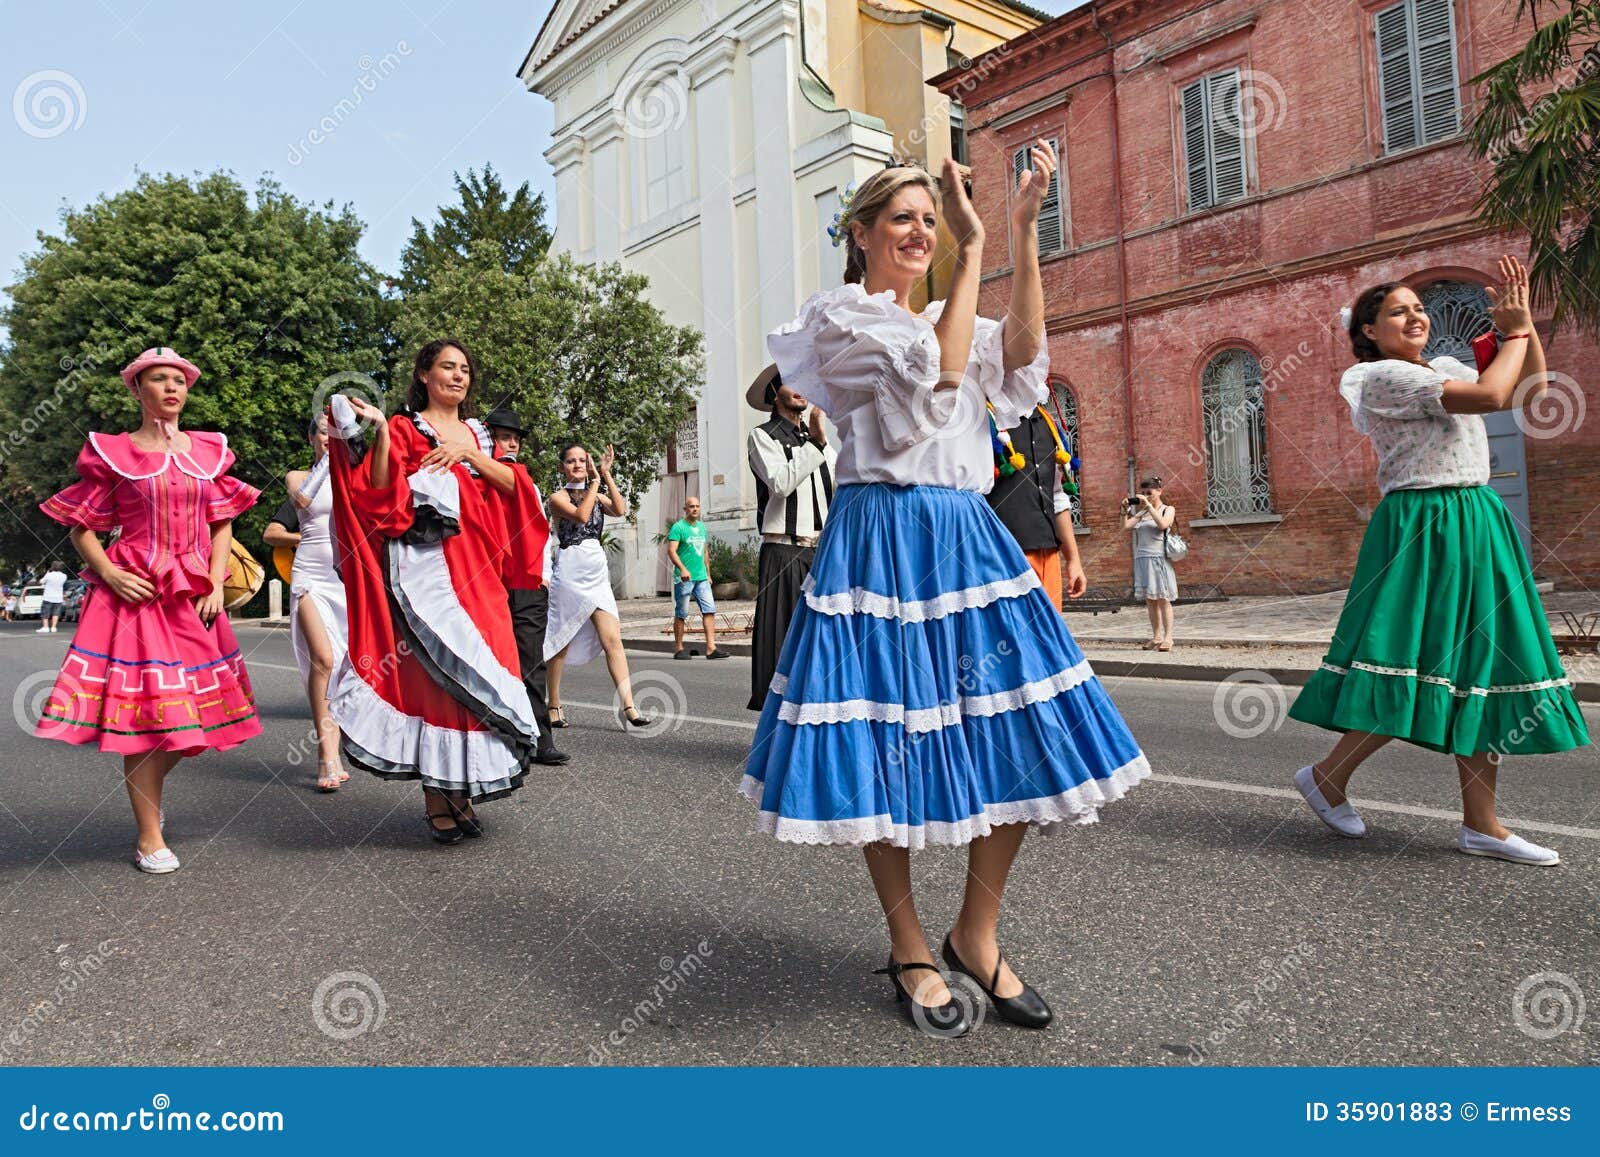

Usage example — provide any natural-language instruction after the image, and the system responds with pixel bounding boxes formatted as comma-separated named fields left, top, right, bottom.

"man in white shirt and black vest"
left=745, top=364, right=838, bottom=710
left=985, top=407, right=1085, bottom=610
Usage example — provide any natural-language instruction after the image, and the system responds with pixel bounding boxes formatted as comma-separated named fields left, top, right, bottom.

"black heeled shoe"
left=446, top=795, right=484, bottom=838
left=549, top=706, right=568, bottom=729
left=423, top=789, right=464, bottom=845
left=618, top=705, right=652, bottom=729
left=873, top=958, right=973, bottom=1038
left=941, top=935, right=1053, bottom=1029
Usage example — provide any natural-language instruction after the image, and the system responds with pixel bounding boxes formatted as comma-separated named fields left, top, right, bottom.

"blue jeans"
left=674, top=579, right=715, bottom=619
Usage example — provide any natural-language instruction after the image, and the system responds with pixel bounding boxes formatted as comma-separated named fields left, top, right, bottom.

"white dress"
left=543, top=483, right=619, bottom=667
left=289, top=470, right=349, bottom=687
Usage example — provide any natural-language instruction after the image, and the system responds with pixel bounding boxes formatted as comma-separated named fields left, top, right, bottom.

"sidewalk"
left=613, top=590, right=1600, bottom=699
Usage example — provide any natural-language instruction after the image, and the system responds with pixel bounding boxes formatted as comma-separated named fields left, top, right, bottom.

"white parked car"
left=18, top=585, right=44, bottom=618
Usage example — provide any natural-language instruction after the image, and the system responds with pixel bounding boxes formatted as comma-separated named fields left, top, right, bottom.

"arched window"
left=1049, top=379, right=1084, bottom=529
left=1200, top=348, right=1274, bottom=517
left=1419, top=279, right=1492, bottom=360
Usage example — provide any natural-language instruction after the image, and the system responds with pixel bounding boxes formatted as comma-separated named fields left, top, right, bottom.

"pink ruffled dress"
left=35, top=431, right=262, bottom=755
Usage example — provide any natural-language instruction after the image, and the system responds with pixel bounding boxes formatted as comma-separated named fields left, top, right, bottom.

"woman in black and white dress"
left=543, top=444, right=651, bottom=729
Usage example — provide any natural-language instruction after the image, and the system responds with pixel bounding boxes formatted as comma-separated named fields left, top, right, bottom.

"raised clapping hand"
left=341, top=396, right=385, bottom=428
left=940, top=156, right=984, bottom=250
left=599, top=444, right=616, bottom=474
left=1487, top=255, right=1533, bottom=336
left=1010, top=138, right=1058, bottom=233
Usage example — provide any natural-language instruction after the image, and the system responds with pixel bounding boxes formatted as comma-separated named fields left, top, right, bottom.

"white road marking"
left=559, top=700, right=1600, bottom=840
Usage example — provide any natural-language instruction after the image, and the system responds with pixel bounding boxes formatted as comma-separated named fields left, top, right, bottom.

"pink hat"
left=121, top=346, right=201, bottom=391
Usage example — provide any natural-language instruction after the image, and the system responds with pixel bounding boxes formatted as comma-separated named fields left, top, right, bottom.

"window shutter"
left=1413, top=0, right=1460, bottom=143
left=1037, top=136, right=1063, bottom=253
left=1208, top=70, right=1247, bottom=204
left=1181, top=79, right=1209, bottom=209
left=1375, top=2, right=1418, bottom=153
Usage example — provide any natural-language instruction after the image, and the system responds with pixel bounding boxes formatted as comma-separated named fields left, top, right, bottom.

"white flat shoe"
left=1458, top=826, right=1559, bottom=866
left=1292, top=765, right=1367, bottom=838
left=134, top=847, right=180, bottom=874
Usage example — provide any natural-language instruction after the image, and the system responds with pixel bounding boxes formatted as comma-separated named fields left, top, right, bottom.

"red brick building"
left=938, top=0, right=1598, bottom=595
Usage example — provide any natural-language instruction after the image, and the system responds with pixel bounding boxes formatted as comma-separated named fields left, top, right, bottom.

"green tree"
left=396, top=165, right=552, bottom=296
left=0, top=171, right=388, bottom=573
left=1470, top=1, right=1600, bottom=335
left=393, top=241, right=702, bottom=504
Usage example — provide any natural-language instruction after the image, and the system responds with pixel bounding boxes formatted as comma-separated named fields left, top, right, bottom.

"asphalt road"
left=1, top=619, right=1596, bottom=1067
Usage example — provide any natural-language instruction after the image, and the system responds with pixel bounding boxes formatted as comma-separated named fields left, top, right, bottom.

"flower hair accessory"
left=826, top=182, right=859, bottom=248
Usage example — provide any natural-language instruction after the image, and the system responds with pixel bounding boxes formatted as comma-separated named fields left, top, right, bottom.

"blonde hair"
left=842, top=166, right=942, bottom=285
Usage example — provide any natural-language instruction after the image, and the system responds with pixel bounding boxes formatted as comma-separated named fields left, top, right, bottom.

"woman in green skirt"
left=1288, top=256, right=1589, bottom=865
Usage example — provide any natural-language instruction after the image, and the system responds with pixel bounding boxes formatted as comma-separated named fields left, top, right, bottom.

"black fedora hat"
left=484, top=407, right=526, bottom=435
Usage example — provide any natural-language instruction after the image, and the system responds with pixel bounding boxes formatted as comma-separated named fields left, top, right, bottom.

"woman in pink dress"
left=35, top=347, right=261, bottom=874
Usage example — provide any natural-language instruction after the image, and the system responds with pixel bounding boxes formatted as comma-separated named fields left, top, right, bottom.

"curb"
left=623, top=636, right=753, bottom=657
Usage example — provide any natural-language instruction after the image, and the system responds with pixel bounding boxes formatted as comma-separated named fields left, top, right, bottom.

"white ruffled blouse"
left=1337, top=355, right=1489, bottom=496
left=767, top=283, right=1050, bottom=490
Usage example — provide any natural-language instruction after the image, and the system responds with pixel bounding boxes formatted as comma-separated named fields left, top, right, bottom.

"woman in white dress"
left=543, top=443, right=652, bottom=729
left=265, top=416, right=350, bottom=790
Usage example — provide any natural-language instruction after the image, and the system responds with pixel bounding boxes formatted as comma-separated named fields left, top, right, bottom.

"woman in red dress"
left=327, top=339, right=543, bottom=844
left=35, top=346, right=260, bottom=874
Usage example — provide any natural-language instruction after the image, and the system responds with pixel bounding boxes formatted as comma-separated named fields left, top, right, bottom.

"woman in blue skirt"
left=743, top=145, right=1150, bottom=1036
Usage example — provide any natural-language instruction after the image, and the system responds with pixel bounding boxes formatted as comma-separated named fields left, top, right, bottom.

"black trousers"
left=508, top=586, right=555, bottom=752
left=748, top=541, right=815, bottom=711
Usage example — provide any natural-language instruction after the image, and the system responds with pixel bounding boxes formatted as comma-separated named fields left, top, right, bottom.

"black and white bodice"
left=556, top=483, right=604, bottom=549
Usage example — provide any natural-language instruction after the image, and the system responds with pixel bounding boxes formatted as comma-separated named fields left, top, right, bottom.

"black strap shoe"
left=941, top=935, right=1052, bottom=1029
left=873, top=958, right=973, bottom=1038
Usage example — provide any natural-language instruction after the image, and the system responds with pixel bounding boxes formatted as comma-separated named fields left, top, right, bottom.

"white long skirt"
left=543, top=539, right=618, bottom=667
left=290, top=577, right=349, bottom=687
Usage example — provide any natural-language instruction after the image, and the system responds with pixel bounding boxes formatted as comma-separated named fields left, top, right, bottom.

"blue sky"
left=2, top=0, right=1084, bottom=299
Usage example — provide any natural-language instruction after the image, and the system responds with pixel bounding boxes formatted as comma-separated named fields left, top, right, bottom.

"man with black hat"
left=487, top=407, right=569, bottom=765
left=745, top=364, right=837, bottom=711
left=986, top=405, right=1085, bottom=611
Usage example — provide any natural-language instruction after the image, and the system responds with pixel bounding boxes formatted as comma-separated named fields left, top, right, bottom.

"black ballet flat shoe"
left=673, top=649, right=693, bottom=660
left=941, top=935, right=1053, bottom=1030
left=425, top=814, right=464, bottom=845
left=705, top=649, right=731, bottom=660
left=873, top=958, right=973, bottom=1038
left=534, top=744, right=571, bottom=766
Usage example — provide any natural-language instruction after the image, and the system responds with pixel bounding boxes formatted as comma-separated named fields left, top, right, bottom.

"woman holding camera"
left=1122, top=477, right=1177, bottom=651
left=742, top=145, right=1149, bottom=1038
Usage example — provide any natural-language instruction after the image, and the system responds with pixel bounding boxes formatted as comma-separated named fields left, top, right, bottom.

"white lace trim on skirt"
left=770, top=658, right=1097, bottom=733
left=801, top=568, right=1041, bottom=623
left=329, top=669, right=523, bottom=794
left=738, top=752, right=1152, bottom=848
left=1318, top=661, right=1572, bottom=698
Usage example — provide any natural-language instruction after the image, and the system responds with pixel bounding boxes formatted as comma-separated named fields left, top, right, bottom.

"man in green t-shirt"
left=666, top=497, right=727, bottom=659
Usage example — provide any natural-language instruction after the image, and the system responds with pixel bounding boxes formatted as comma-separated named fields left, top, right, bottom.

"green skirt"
left=1289, top=486, right=1589, bottom=756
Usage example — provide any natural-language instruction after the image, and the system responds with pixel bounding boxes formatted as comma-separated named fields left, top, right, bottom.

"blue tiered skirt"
left=742, top=483, right=1151, bottom=847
